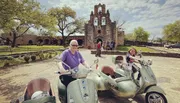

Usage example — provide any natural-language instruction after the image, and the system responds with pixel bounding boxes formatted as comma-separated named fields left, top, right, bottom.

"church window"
left=102, top=17, right=106, bottom=25
left=94, top=17, right=98, bottom=26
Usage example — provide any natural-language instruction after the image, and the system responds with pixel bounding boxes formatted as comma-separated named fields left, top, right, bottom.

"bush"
left=31, top=54, right=36, bottom=61
left=39, top=53, right=44, bottom=60
left=44, top=53, right=49, bottom=59
left=3, top=60, right=9, bottom=67
left=24, top=55, right=30, bottom=63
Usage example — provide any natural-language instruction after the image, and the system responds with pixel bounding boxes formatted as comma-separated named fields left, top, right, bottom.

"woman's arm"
left=128, top=55, right=139, bottom=63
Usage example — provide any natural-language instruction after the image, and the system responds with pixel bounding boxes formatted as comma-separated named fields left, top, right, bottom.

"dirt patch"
left=0, top=74, right=27, bottom=101
left=171, top=87, right=180, bottom=92
left=157, top=77, right=171, bottom=83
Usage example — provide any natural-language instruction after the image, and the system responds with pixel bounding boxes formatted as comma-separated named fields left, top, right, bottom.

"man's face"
left=70, top=42, right=79, bottom=51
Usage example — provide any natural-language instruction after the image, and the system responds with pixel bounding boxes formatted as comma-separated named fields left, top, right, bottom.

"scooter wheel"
left=145, top=92, right=167, bottom=103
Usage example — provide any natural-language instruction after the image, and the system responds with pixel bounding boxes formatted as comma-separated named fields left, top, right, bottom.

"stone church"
left=85, top=3, right=124, bottom=49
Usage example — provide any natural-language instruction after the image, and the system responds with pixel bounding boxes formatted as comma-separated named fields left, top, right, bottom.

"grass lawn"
left=116, top=46, right=158, bottom=53
left=0, top=45, right=64, bottom=55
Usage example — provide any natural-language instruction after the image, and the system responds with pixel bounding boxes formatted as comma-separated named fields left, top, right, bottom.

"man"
left=56, top=39, right=90, bottom=87
left=96, top=41, right=101, bottom=57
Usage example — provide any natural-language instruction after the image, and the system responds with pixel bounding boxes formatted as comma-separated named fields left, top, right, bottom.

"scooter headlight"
left=147, top=59, right=152, bottom=65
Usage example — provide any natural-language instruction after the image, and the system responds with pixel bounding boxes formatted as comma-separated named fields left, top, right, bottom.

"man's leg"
left=60, top=75, right=76, bottom=103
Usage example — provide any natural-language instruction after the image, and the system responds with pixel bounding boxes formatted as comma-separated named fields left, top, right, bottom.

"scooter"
left=10, top=78, right=56, bottom=103
left=55, top=60, right=98, bottom=103
left=101, top=53, right=168, bottom=103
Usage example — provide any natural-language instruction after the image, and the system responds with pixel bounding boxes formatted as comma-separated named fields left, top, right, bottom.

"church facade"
left=85, top=3, right=124, bottom=49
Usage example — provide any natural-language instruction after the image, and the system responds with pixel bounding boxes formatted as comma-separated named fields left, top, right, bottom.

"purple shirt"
left=60, top=49, right=84, bottom=70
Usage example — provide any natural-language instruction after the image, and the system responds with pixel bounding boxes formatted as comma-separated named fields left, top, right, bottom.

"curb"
left=91, top=50, right=180, bottom=58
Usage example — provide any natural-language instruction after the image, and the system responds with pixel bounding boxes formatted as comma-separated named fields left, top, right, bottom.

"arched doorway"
left=44, top=39, right=49, bottom=45
left=53, top=39, right=58, bottom=45
left=38, top=39, right=43, bottom=43
left=97, top=38, right=103, bottom=44
left=77, top=39, right=83, bottom=46
left=28, top=40, right=33, bottom=45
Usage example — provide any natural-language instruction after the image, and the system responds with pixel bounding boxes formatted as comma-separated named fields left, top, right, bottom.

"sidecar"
left=11, top=78, right=56, bottom=103
left=88, top=55, right=167, bottom=103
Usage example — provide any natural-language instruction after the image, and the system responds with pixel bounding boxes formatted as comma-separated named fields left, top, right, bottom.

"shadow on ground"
left=0, top=74, right=27, bottom=101
left=98, top=91, right=145, bottom=103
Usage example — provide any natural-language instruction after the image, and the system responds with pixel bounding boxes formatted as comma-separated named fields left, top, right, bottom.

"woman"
left=126, top=48, right=141, bottom=81
left=56, top=39, right=90, bottom=86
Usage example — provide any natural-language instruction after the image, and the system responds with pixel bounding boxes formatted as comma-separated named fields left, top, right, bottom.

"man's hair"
left=69, top=39, right=78, bottom=46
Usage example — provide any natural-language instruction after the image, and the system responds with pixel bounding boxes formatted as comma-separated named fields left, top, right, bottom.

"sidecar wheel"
left=146, top=92, right=167, bottom=103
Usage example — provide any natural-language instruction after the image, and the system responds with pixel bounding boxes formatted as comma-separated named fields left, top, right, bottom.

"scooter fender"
left=146, top=86, right=166, bottom=95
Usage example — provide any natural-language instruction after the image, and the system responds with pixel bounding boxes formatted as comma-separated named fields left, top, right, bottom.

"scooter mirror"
left=94, top=59, right=99, bottom=64
left=147, top=59, right=152, bottom=65
left=137, top=51, right=142, bottom=58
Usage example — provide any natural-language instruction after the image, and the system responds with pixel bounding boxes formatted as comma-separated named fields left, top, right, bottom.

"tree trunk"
left=11, top=31, right=17, bottom=48
left=61, top=31, right=66, bottom=48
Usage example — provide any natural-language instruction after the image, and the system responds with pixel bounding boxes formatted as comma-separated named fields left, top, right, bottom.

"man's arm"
left=78, top=52, right=91, bottom=69
left=55, top=51, right=69, bottom=73
left=82, top=61, right=90, bottom=69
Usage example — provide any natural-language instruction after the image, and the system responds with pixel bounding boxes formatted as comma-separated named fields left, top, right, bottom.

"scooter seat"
left=25, top=78, right=51, bottom=100
left=101, top=66, right=115, bottom=78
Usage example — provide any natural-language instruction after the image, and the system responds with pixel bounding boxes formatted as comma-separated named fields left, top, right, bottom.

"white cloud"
left=40, top=0, right=180, bottom=39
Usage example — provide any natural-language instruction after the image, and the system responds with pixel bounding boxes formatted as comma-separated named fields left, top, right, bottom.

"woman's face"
left=130, top=49, right=136, bottom=55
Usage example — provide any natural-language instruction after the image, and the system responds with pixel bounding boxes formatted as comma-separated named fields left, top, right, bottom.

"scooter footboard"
left=67, top=79, right=98, bottom=103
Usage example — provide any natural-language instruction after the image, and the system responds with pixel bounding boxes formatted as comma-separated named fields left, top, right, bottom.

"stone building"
left=1, top=33, right=85, bottom=46
left=85, top=3, right=124, bottom=49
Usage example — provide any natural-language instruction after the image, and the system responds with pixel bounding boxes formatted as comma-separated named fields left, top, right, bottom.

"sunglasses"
left=71, top=44, right=78, bottom=47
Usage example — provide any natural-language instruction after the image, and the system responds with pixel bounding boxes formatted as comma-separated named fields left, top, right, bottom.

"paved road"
left=0, top=49, right=180, bottom=103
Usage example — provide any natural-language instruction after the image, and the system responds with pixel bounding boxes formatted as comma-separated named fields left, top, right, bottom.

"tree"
left=125, top=33, right=135, bottom=41
left=0, top=0, right=17, bottom=29
left=0, top=0, right=56, bottom=47
left=48, top=6, right=84, bottom=46
left=163, top=20, right=180, bottom=42
left=133, top=27, right=150, bottom=42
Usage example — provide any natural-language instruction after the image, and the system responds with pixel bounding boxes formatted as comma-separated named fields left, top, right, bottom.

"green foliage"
left=0, top=0, right=18, bottom=28
left=31, top=54, right=36, bottom=61
left=0, top=45, right=63, bottom=55
left=48, top=6, right=85, bottom=46
left=163, top=20, right=180, bottom=42
left=0, top=0, right=56, bottom=47
left=24, top=55, right=30, bottom=63
left=133, top=27, right=150, bottom=42
left=39, top=52, right=45, bottom=60
left=0, top=56, right=22, bottom=67
left=125, top=33, right=135, bottom=41
left=117, top=46, right=157, bottom=53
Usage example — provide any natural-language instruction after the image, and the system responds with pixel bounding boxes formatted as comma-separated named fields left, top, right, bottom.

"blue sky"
left=37, top=0, right=180, bottom=39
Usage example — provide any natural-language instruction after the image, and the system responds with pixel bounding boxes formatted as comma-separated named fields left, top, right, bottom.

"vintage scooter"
left=87, top=54, right=167, bottom=103
left=55, top=59, right=98, bottom=103
left=100, top=53, right=168, bottom=103
left=10, top=78, right=56, bottom=103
